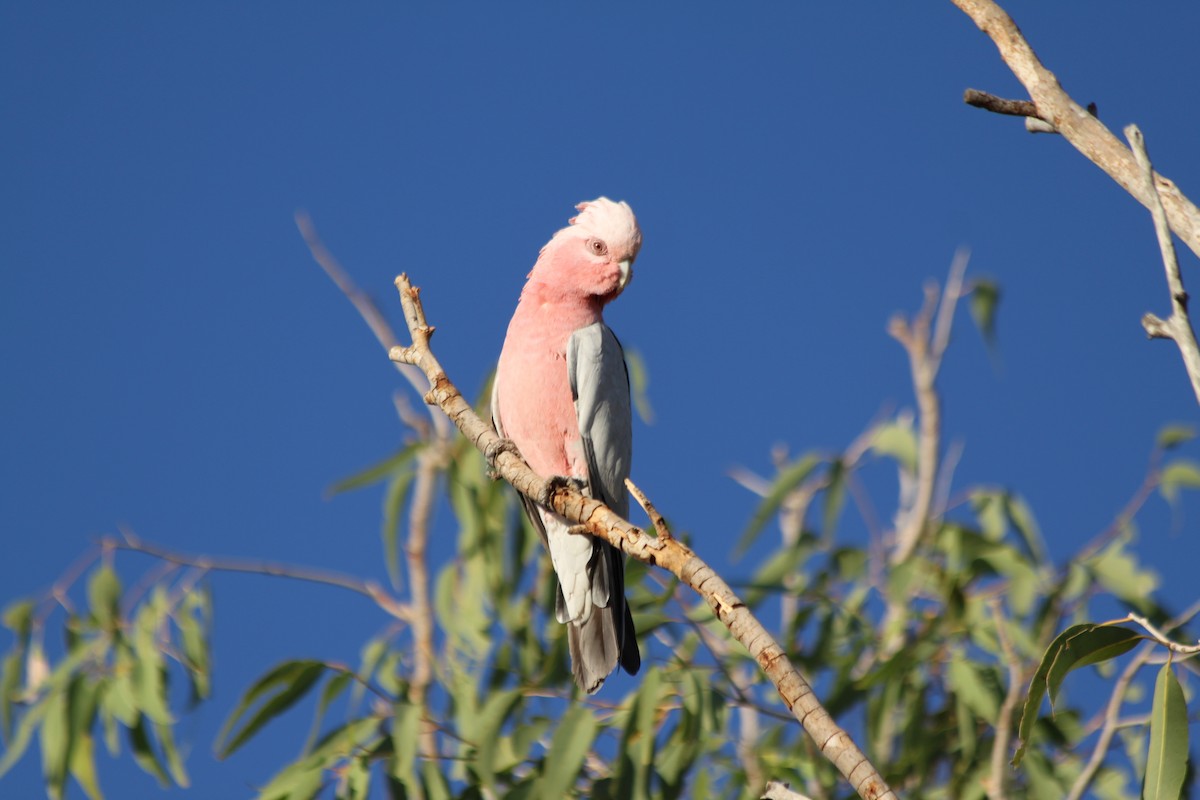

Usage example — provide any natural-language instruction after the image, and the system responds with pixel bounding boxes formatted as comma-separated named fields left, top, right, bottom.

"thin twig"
left=891, top=250, right=969, bottom=564
left=1125, top=125, right=1200, bottom=405
left=625, top=477, right=672, bottom=540
left=108, top=531, right=411, bottom=623
left=406, top=448, right=443, bottom=760
left=387, top=274, right=897, bottom=800
left=986, top=600, right=1024, bottom=800
left=1117, top=612, right=1200, bottom=656
left=963, top=89, right=1038, bottom=119
left=295, top=211, right=450, bottom=439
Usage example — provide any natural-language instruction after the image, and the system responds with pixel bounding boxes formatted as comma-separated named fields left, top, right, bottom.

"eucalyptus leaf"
left=1143, top=662, right=1187, bottom=800
left=216, top=660, right=326, bottom=758
left=537, top=704, right=598, bottom=798
left=736, top=454, right=821, bottom=555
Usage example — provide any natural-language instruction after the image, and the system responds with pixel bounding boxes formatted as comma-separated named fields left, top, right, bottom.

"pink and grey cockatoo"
left=492, top=198, right=642, bottom=693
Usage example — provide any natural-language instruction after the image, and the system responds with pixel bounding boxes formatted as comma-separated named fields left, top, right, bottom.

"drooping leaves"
left=1014, top=624, right=1142, bottom=766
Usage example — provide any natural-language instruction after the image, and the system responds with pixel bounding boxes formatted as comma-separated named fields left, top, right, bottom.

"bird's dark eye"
left=588, top=238, right=608, bottom=256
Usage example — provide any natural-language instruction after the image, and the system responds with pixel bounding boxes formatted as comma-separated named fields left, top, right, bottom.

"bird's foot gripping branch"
left=386, top=273, right=897, bottom=800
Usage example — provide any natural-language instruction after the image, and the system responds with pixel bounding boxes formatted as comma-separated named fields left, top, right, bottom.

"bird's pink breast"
left=496, top=296, right=601, bottom=481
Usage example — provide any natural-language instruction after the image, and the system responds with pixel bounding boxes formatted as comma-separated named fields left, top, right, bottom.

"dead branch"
left=889, top=250, right=969, bottom=565
left=388, top=274, right=898, bottom=800
left=107, top=530, right=411, bottom=623
left=951, top=0, right=1200, bottom=260
left=963, top=89, right=1037, bottom=119
left=1124, top=125, right=1200, bottom=404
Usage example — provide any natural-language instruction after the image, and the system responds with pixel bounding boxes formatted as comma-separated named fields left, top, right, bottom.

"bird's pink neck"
left=518, top=281, right=607, bottom=330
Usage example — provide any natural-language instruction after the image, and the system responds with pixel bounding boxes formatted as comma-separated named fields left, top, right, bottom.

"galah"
left=492, top=198, right=642, bottom=693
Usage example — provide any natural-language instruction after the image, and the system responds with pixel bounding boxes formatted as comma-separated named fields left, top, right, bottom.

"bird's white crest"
left=557, top=197, right=642, bottom=260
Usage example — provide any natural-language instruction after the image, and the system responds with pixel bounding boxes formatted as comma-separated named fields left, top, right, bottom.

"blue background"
left=3, top=2, right=1199, bottom=796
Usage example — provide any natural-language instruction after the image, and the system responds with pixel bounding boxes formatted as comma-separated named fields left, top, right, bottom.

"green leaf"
left=1159, top=458, right=1200, bottom=506
left=390, top=701, right=421, bottom=791
left=624, top=346, right=655, bottom=425
left=471, top=688, right=522, bottom=788
left=128, top=715, right=170, bottom=787
left=1046, top=626, right=1141, bottom=708
left=1087, top=539, right=1159, bottom=613
left=39, top=685, right=70, bottom=800
left=1014, top=624, right=1141, bottom=765
left=131, top=601, right=172, bottom=726
left=537, top=705, right=597, bottom=798
left=821, top=459, right=846, bottom=541
left=969, top=277, right=1001, bottom=347
left=216, top=660, right=327, bottom=758
left=421, top=759, right=451, bottom=800
left=1156, top=424, right=1196, bottom=451
left=872, top=420, right=918, bottom=473
left=1004, top=493, right=1047, bottom=564
left=623, top=665, right=662, bottom=800
left=155, top=721, right=189, bottom=787
left=972, top=490, right=1006, bottom=542
left=106, top=646, right=140, bottom=727
left=340, top=755, right=370, bottom=799
left=87, top=566, right=121, bottom=632
left=2, top=600, right=34, bottom=639
left=1143, top=662, right=1187, bottom=800
left=68, top=727, right=103, bottom=800
left=736, top=454, right=821, bottom=555
left=381, top=468, right=415, bottom=591
left=0, top=694, right=48, bottom=778
left=354, top=638, right=388, bottom=706
left=1, top=649, right=22, bottom=742
left=256, top=753, right=327, bottom=800
left=947, top=652, right=999, bottom=722
left=66, top=676, right=102, bottom=799
left=742, top=545, right=805, bottom=607
left=178, top=589, right=211, bottom=703
left=327, top=443, right=421, bottom=497
left=304, top=671, right=352, bottom=755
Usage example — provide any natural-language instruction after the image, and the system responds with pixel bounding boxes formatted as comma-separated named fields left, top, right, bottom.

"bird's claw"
left=539, top=475, right=587, bottom=507
left=484, top=437, right=520, bottom=479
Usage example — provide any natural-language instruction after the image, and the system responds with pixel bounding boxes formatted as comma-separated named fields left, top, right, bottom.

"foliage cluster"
left=1, top=275, right=1195, bottom=799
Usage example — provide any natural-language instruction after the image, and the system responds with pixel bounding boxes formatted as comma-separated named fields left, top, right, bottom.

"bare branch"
left=387, top=274, right=897, bottom=800
left=950, top=0, right=1200, bottom=260
left=1117, top=612, right=1200, bottom=656
left=986, top=601, right=1024, bottom=800
left=1123, top=125, right=1200, bottom=404
left=963, top=89, right=1038, bottom=119
left=890, top=251, right=968, bottom=565
left=625, top=477, right=672, bottom=540
left=296, top=211, right=451, bottom=439
left=407, top=446, right=446, bottom=760
left=762, top=781, right=815, bottom=800
left=108, top=530, right=411, bottom=622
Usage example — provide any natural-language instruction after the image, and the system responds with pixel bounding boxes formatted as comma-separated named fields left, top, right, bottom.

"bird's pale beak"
left=618, top=259, right=633, bottom=291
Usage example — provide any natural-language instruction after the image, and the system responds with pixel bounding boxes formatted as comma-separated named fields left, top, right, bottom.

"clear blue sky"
left=3, top=2, right=1199, bottom=796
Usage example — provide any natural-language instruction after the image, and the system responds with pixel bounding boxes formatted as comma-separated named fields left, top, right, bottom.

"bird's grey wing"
left=567, top=323, right=632, bottom=518
left=567, top=323, right=640, bottom=688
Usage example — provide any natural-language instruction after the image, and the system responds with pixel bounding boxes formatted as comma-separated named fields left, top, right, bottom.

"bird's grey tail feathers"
left=568, top=596, right=640, bottom=694
left=566, top=542, right=640, bottom=694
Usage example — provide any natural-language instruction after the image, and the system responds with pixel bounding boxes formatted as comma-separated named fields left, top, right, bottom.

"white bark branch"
left=1124, top=125, right=1200, bottom=405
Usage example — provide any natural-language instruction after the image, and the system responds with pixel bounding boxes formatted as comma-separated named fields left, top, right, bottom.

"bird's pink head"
left=525, top=198, right=642, bottom=306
